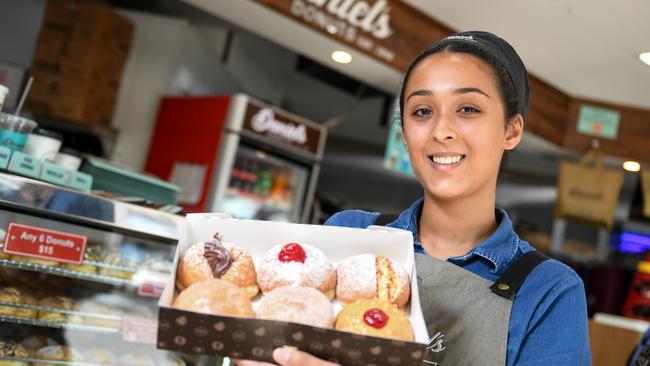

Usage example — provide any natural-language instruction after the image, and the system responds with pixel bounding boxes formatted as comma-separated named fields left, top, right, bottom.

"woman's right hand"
left=234, top=347, right=340, bottom=366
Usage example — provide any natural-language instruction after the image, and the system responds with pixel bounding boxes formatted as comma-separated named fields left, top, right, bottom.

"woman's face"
left=402, top=52, right=523, bottom=202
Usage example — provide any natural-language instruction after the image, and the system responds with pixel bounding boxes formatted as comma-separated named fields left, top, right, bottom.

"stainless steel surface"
left=0, top=301, right=123, bottom=321
left=0, top=315, right=120, bottom=334
left=0, top=172, right=182, bottom=241
left=0, top=259, right=136, bottom=288
left=0, top=356, right=102, bottom=366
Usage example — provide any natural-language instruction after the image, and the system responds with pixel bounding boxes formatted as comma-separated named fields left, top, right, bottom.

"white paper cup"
left=24, top=129, right=62, bottom=161
left=0, top=85, right=8, bottom=113
left=53, top=150, right=82, bottom=171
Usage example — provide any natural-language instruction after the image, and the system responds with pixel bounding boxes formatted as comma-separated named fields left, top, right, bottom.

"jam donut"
left=256, top=286, right=335, bottom=328
left=335, top=299, right=414, bottom=341
left=256, top=242, right=336, bottom=299
left=177, top=233, right=258, bottom=297
left=336, top=254, right=410, bottom=307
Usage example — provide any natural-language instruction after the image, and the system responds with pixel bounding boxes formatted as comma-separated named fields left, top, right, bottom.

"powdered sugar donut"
left=256, top=243, right=336, bottom=299
left=336, top=254, right=410, bottom=307
left=256, top=286, right=335, bottom=328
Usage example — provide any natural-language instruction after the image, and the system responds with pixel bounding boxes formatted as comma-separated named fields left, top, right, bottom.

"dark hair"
left=399, top=42, right=520, bottom=124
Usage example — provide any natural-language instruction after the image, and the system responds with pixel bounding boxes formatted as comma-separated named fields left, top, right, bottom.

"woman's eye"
left=412, top=108, right=432, bottom=117
left=458, top=106, right=480, bottom=113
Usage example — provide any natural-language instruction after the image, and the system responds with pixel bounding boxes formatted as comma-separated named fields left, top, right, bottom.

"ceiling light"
left=623, top=161, right=641, bottom=172
left=640, top=52, right=650, bottom=66
left=331, top=50, right=352, bottom=64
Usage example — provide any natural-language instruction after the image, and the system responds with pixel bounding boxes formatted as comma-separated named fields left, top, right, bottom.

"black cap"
left=429, top=31, right=530, bottom=117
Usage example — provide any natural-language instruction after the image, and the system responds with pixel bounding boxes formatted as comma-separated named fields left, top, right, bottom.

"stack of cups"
left=24, top=128, right=63, bottom=162
left=0, top=85, right=8, bottom=114
left=0, top=113, right=38, bottom=152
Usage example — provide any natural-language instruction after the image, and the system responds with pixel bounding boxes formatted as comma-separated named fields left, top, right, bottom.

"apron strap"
left=373, top=213, right=399, bottom=226
left=489, top=250, right=549, bottom=300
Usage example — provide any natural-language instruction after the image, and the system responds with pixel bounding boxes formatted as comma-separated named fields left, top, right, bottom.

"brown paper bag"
left=641, top=171, right=650, bottom=218
left=555, top=149, right=623, bottom=228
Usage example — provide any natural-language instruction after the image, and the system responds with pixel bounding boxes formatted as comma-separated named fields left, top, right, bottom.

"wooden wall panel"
left=527, top=76, right=572, bottom=145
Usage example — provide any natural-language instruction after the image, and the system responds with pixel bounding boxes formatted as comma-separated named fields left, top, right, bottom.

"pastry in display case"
left=0, top=172, right=221, bottom=366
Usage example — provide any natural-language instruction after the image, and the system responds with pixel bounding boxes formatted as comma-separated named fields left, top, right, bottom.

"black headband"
left=428, top=31, right=530, bottom=117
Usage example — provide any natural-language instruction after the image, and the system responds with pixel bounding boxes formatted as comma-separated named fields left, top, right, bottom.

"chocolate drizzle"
left=203, top=233, right=232, bottom=278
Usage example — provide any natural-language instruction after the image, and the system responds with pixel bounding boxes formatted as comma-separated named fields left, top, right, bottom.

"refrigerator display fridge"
left=145, top=94, right=327, bottom=222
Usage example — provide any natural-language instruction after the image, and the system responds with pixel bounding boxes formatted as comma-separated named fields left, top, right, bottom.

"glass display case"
left=0, top=172, right=219, bottom=366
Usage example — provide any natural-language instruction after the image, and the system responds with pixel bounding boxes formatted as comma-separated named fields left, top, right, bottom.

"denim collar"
left=389, top=197, right=519, bottom=274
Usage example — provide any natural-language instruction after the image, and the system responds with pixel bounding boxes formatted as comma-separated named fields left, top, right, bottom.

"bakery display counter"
left=0, top=315, right=119, bottom=334
left=0, top=259, right=135, bottom=288
left=0, top=173, right=213, bottom=365
left=0, top=356, right=100, bottom=366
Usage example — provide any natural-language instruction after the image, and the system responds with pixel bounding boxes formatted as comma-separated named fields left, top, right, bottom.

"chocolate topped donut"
left=177, top=233, right=258, bottom=297
left=203, top=233, right=233, bottom=278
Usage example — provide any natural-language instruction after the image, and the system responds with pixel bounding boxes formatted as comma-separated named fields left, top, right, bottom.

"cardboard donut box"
left=157, top=214, right=428, bottom=365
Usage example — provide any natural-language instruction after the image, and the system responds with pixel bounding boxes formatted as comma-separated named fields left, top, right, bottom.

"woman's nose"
left=432, top=112, right=456, bottom=142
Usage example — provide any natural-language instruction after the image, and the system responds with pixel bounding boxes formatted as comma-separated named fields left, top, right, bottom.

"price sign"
left=3, top=223, right=87, bottom=264
left=136, top=270, right=170, bottom=298
left=122, top=316, right=158, bottom=344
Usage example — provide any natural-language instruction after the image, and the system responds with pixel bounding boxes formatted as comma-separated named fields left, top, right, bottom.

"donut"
left=336, top=254, right=410, bottom=307
left=0, top=288, right=36, bottom=318
left=0, top=339, right=28, bottom=366
left=37, top=296, right=74, bottom=323
left=173, top=279, right=254, bottom=317
left=177, top=233, right=258, bottom=297
left=335, top=299, right=414, bottom=341
left=256, top=286, right=335, bottom=328
left=256, top=242, right=336, bottom=299
left=62, top=244, right=100, bottom=274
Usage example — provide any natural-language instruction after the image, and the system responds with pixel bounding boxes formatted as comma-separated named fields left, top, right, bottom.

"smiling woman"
left=236, top=31, right=591, bottom=366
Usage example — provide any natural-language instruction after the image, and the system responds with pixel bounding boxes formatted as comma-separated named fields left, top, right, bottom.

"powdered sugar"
left=257, top=243, right=336, bottom=294
left=336, top=254, right=377, bottom=303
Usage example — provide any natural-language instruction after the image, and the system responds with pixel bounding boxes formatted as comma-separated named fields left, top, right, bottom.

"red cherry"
left=278, top=243, right=306, bottom=263
left=363, top=308, right=389, bottom=329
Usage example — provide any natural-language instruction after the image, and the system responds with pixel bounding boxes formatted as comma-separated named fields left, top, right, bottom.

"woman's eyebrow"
left=406, top=89, right=432, bottom=101
left=455, top=87, right=490, bottom=98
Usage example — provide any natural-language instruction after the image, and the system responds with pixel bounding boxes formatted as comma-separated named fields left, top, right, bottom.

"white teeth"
left=431, top=155, right=463, bottom=165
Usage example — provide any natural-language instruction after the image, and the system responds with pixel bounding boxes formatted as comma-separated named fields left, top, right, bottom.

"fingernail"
left=273, top=347, right=292, bottom=364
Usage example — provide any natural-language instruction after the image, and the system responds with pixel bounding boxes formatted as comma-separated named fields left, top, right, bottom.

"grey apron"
left=371, top=214, right=548, bottom=366
left=415, top=250, right=548, bottom=366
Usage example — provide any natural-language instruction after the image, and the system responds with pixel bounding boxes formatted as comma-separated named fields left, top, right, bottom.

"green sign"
left=577, top=104, right=620, bottom=140
left=8, top=152, right=40, bottom=178
left=384, top=100, right=416, bottom=178
left=0, top=146, right=11, bottom=169
left=69, top=171, right=93, bottom=193
left=40, top=162, right=69, bottom=186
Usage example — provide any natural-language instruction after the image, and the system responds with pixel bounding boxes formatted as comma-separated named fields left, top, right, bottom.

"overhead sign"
left=243, top=100, right=324, bottom=156
left=256, top=0, right=449, bottom=71
left=576, top=104, right=620, bottom=140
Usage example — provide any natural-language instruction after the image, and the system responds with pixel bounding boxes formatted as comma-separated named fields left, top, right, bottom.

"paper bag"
left=641, top=171, right=650, bottom=218
left=555, top=149, right=623, bottom=228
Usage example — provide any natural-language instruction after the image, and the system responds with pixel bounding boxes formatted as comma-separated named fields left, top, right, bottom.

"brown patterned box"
left=157, top=214, right=428, bottom=365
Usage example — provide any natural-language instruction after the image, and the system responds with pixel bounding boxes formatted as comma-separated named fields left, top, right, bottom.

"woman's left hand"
left=234, top=347, right=340, bottom=366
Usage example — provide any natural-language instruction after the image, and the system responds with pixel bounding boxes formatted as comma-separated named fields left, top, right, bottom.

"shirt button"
left=497, top=283, right=510, bottom=291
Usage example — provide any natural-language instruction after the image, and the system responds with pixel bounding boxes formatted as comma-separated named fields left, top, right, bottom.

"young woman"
left=239, top=31, right=591, bottom=366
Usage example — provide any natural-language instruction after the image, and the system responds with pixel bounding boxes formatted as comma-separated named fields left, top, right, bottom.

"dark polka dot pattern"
left=157, top=308, right=425, bottom=365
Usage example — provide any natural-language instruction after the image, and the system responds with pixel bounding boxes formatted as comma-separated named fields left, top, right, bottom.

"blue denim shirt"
left=325, top=198, right=592, bottom=366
